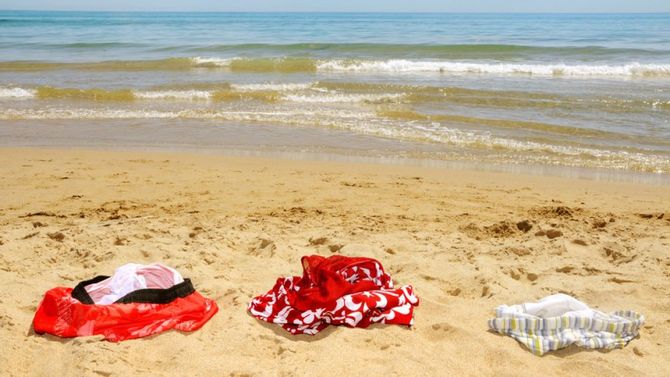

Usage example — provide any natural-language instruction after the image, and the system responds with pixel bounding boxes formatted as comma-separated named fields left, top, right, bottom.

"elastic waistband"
left=71, top=275, right=195, bottom=305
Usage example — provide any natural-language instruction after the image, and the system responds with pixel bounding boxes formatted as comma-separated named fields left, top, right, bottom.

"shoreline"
left=2, top=138, right=669, bottom=185
left=3, top=10, right=670, bottom=376
left=1, top=147, right=669, bottom=376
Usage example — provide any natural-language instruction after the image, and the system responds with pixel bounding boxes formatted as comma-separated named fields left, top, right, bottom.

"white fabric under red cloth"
left=248, top=255, right=419, bottom=335
left=33, top=263, right=218, bottom=341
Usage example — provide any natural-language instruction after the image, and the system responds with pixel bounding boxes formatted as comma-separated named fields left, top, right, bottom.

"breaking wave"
left=1, top=57, right=669, bottom=78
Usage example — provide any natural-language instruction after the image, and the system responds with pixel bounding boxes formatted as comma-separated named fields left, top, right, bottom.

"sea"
left=1, top=11, right=669, bottom=179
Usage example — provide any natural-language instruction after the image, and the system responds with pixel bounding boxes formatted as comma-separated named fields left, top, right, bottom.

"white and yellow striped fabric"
left=488, top=294, right=644, bottom=356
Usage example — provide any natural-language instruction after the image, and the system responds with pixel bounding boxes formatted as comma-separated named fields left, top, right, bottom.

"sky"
left=1, top=0, right=669, bottom=13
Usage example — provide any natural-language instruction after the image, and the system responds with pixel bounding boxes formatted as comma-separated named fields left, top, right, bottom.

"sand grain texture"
left=0, top=148, right=669, bottom=376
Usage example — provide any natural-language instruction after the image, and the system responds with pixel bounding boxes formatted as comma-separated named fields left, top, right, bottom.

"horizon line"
left=2, top=9, right=670, bottom=14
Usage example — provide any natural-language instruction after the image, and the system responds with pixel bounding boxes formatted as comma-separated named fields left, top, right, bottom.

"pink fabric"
left=85, top=263, right=183, bottom=305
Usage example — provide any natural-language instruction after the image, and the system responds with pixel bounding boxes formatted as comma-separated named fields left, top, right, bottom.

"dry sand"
left=0, top=147, right=669, bottom=376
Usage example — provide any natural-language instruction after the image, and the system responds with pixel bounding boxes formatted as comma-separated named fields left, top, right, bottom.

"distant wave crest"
left=315, top=59, right=670, bottom=77
left=192, top=57, right=670, bottom=78
left=1, top=57, right=669, bottom=78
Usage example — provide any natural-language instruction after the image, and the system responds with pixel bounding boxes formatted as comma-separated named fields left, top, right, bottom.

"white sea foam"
left=134, top=90, right=212, bottom=100
left=189, top=56, right=670, bottom=77
left=316, top=60, right=670, bottom=77
left=0, top=87, right=36, bottom=99
left=283, top=93, right=404, bottom=103
left=0, top=109, right=180, bottom=119
left=230, top=82, right=316, bottom=91
left=1, top=107, right=667, bottom=172
left=0, top=85, right=399, bottom=103
left=191, top=57, right=232, bottom=66
left=0, top=108, right=376, bottom=122
left=340, top=120, right=670, bottom=172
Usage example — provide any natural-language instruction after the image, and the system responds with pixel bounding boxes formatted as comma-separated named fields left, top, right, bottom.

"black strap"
left=71, top=276, right=195, bottom=305
left=71, top=276, right=109, bottom=304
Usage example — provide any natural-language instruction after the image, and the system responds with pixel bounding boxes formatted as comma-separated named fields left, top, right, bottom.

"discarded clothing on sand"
left=33, top=263, right=218, bottom=341
left=488, top=294, right=644, bottom=355
left=248, top=255, right=419, bottom=335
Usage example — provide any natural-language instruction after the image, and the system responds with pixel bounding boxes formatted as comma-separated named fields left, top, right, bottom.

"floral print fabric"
left=248, top=255, right=419, bottom=335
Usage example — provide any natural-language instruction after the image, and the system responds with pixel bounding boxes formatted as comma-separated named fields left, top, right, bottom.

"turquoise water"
left=2, top=12, right=670, bottom=61
left=1, top=11, right=670, bottom=174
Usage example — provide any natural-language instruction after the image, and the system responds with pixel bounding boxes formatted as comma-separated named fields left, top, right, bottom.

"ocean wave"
left=0, top=84, right=404, bottom=104
left=184, top=43, right=670, bottom=60
left=283, top=93, right=404, bottom=104
left=0, top=58, right=196, bottom=72
left=0, top=87, right=36, bottom=98
left=316, top=60, right=670, bottom=77
left=8, top=41, right=670, bottom=60
left=191, top=57, right=232, bottom=67
left=0, top=108, right=377, bottom=123
left=134, top=90, right=212, bottom=100
left=230, top=82, right=316, bottom=91
left=3, top=84, right=669, bottom=112
left=194, top=57, right=670, bottom=77
left=2, top=56, right=669, bottom=78
left=2, top=106, right=669, bottom=172
left=195, top=57, right=318, bottom=72
left=0, top=86, right=280, bottom=102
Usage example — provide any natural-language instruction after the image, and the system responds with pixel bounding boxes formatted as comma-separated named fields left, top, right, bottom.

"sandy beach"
left=0, top=147, right=668, bottom=376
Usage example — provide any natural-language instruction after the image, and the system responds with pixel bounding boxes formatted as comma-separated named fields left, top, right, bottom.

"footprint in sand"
left=308, top=236, right=328, bottom=246
left=602, top=242, right=636, bottom=265
left=328, top=244, right=343, bottom=253
left=189, top=226, right=204, bottom=238
left=508, top=269, right=522, bottom=280
left=421, top=322, right=460, bottom=342
left=446, top=287, right=461, bottom=296
left=47, top=232, right=65, bottom=242
left=545, top=229, right=563, bottom=239
left=113, top=237, right=128, bottom=246
left=556, top=266, right=575, bottom=274
left=247, top=237, right=276, bottom=257
left=308, top=236, right=344, bottom=253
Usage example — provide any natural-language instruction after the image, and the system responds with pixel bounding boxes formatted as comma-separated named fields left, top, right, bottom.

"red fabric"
left=33, top=287, right=218, bottom=342
left=248, top=255, right=419, bottom=335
